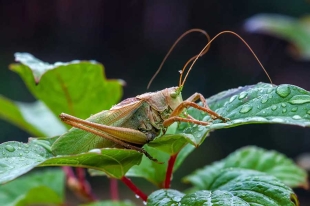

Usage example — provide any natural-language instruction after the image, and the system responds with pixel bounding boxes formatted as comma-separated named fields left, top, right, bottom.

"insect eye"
left=170, top=92, right=177, bottom=98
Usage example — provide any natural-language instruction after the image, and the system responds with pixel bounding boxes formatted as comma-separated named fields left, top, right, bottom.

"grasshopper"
left=52, top=29, right=271, bottom=161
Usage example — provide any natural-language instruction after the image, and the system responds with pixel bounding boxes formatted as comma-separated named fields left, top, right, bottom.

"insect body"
left=53, top=86, right=226, bottom=161
left=52, top=29, right=270, bottom=161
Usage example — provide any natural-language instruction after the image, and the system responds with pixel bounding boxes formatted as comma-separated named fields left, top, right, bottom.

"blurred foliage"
left=245, top=14, right=310, bottom=60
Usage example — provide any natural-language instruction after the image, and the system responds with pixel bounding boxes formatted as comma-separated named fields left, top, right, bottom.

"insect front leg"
left=185, top=92, right=209, bottom=109
left=163, top=101, right=228, bottom=127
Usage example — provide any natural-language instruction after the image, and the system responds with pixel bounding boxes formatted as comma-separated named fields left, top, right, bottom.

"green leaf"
left=90, top=144, right=195, bottom=187
left=148, top=123, right=196, bottom=154
left=180, top=190, right=249, bottom=206
left=0, top=96, right=45, bottom=136
left=126, top=146, right=170, bottom=187
left=11, top=53, right=123, bottom=120
left=41, top=148, right=142, bottom=179
left=207, top=168, right=298, bottom=205
left=244, top=14, right=310, bottom=60
left=0, top=141, right=53, bottom=184
left=177, top=83, right=310, bottom=145
left=0, top=169, right=64, bottom=206
left=0, top=96, right=66, bottom=137
left=148, top=169, right=299, bottom=206
left=148, top=189, right=184, bottom=206
left=184, top=146, right=308, bottom=189
left=80, top=200, right=136, bottom=206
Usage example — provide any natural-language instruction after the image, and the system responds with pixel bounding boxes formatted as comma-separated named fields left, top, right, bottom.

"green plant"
left=0, top=53, right=308, bottom=205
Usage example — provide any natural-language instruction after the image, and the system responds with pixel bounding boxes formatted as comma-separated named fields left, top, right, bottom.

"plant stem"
left=110, top=178, right=119, bottom=200
left=76, top=167, right=97, bottom=201
left=164, top=153, right=178, bottom=188
left=121, top=176, right=148, bottom=202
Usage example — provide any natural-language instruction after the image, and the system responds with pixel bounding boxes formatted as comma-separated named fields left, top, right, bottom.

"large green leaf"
left=0, top=138, right=142, bottom=182
left=148, top=168, right=298, bottom=206
left=0, top=169, right=64, bottom=206
left=41, top=148, right=142, bottom=179
left=244, top=14, right=310, bottom=60
left=0, top=141, right=54, bottom=184
left=90, top=144, right=195, bottom=187
left=184, top=146, right=308, bottom=189
left=11, top=53, right=123, bottom=120
left=0, top=97, right=66, bottom=136
left=0, top=96, right=44, bottom=136
left=176, top=83, right=310, bottom=145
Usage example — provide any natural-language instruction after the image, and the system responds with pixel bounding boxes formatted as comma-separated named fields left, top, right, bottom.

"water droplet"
left=88, top=149, right=102, bottom=154
left=292, top=115, right=302, bottom=120
left=291, top=107, right=298, bottom=112
left=135, top=195, right=140, bottom=199
left=267, top=88, right=273, bottom=93
left=198, top=126, right=204, bottom=131
left=143, top=201, right=147, bottom=205
left=19, top=153, right=23, bottom=156
left=268, top=95, right=273, bottom=99
left=271, top=105, right=277, bottom=111
left=307, top=110, right=310, bottom=115
left=229, top=95, right=237, bottom=103
left=282, top=108, right=287, bottom=113
left=276, top=85, right=291, bottom=98
left=288, top=95, right=310, bottom=105
left=238, top=92, right=248, bottom=100
left=239, top=105, right=252, bottom=113
left=5, top=145, right=15, bottom=152
left=261, top=96, right=268, bottom=104
left=271, top=118, right=285, bottom=123
left=257, top=105, right=260, bottom=109
left=281, top=103, right=286, bottom=108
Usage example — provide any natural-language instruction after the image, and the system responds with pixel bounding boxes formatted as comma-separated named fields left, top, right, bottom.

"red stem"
left=110, top=178, right=119, bottom=200
left=76, top=167, right=97, bottom=201
left=164, top=153, right=178, bottom=189
left=121, top=176, right=148, bottom=202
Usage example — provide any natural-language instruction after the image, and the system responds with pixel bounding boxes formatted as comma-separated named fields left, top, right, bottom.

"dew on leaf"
left=5, top=145, right=15, bottom=152
left=271, top=105, right=277, bottom=111
left=276, top=85, right=291, bottom=98
left=292, top=115, right=302, bottom=120
left=271, top=118, right=285, bottom=123
left=261, top=96, right=268, bottom=104
left=238, top=92, right=248, bottom=100
left=229, top=95, right=237, bottom=103
left=88, top=149, right=101, bottom=154
left=281, top=103, right=286, bottom=108
left=288, top=95, right=310, bottom=105
left=239, top=105, right=252, bottom=114
left=282, top=109, right=287, bottom=113
left=267, top=88, right=273, bottom=93
left=307, top=110, right=310, bottom=115
left=291, top=107, right=298, bottom=112
left=198, top=126, right=204, bottom=131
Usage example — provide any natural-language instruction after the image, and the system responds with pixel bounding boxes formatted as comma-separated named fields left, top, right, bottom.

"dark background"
left=0, top=0, right=310, bottom=205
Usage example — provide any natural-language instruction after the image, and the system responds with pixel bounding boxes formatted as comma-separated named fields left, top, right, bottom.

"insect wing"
left=51, top=98, right=143, bottom=155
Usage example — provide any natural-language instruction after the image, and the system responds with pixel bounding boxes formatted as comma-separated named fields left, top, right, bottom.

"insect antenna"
left=180, top=31, right=273, bottom=88
left=147, top=28, right=211, bottom=89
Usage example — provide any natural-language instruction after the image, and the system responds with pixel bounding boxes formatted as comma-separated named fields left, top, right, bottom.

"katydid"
left=51, top=29, right=271, bottom=161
